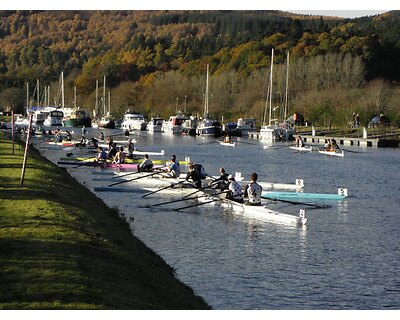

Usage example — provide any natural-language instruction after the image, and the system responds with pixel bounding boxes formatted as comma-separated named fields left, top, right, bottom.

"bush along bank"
left=0, top=131, right=210, bottom=309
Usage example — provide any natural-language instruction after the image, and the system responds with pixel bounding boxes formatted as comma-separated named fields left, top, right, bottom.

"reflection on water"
left=32, top=128, right=400, bottom=309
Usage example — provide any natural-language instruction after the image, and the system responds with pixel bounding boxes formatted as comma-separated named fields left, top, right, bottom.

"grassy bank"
left=0, top=131, right=210, bottom=309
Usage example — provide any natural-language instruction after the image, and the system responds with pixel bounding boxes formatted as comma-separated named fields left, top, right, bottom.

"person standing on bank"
left=244, top=172, right=262, bottom=206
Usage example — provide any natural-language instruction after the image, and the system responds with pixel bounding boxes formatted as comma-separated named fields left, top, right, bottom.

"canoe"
left=290, top=146, right=313, bottom=152
left=219, top=141, right=236, bottom=147
left=209, top=194, right=307, bottom=226
left=318, top=149, right=344, bottom=157
left=262, top=188, right=348, bottom=201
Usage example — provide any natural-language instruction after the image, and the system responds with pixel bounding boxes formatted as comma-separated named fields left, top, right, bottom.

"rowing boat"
left=238, top=179, right=304, bottom=190
left=95, top=146, right=165, bottom=156
left=45, top=141, right=76, bottom=147
left=60, top=157, right=190, bottom=165
left=262, top=188, right=348, bottom=201
left=58, top=160, right=140, bottom=169
left=207, top=192, right=307, bottom=226
left=219, top=140, right=236, bottom=147
left=318, top=149, right=344, bottom=157
left=290, top=146, right=313, bottom=152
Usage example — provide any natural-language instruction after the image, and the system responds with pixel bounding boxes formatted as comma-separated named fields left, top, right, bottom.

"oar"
left=152, top=189, right=228, bottom=207
left=142, top=180, right=186, bottom=198
left=234, top=140, right=256, bottom=145
left=174, top=199, right=217, bottom=212
left=261, top=196, right=331, bottom=209
left=197, top=140, right=218, bottom=145
left=108, top=171, right=161, bottom=187
left=340, top=147, right=365, bottom=154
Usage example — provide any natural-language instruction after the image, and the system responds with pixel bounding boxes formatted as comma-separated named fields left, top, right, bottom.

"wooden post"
left=11, top=110, right=15, bottom=154
left=20, top=113, right=33, bottom=187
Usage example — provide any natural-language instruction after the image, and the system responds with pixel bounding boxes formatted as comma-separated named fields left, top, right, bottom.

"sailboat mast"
left=95, top=79, right=99, bottom=116
left=268, top=49, right=274, bottom=126
left=26, top=82, right=29, bottom=116
left=61, top=72, right=65, bottom=109
left=284, top=51, right=289, bottom=121
left=37, top=79, right=40, bottom=107
left=103, top=75, right=106, bottom=115
left=108, top=90, right=111, bottom=114
left=204, top=64, right=209, bottom=117
left=74, top=86, right=77, bottom=108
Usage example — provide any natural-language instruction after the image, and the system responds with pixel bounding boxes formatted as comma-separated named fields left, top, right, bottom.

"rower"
left=226, top=175, right=244, bottom=203
left=113, top=146, right=126, bottom=165
left=296, top=135, right=305, bottom=147
left=137, top=154, right=154, bottom=172
left=98, top=132, right=104, bottom=140
left=186, top=163, right=202, bottom=189
left=126, top=139, right=135, bottom=159
left=244, top=172, right=262, bottom=206
left=107, top=143, right=118, bottom=159
left=96, top=147, right=107, bottom=163
left=164, top=155, right=181, bottom=178
left=208, top=167, right=229, bottom=190
left=331, top=138, right=340, bottom=150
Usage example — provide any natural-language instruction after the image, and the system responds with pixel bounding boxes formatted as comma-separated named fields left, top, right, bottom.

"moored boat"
left=62, top=108, right=92, bottom=127
left=121, top=110, right=147, bottom=131
left=162, top=112, right=190, bottom=134
left=147, top=117, right=164, bottom=132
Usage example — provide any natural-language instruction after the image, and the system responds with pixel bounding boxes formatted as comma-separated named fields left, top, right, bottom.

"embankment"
left=0, top=131, right=210, bottom=309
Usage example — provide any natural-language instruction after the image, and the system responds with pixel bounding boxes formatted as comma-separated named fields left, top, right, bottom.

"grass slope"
left=0, top=131, right=210, bottom=309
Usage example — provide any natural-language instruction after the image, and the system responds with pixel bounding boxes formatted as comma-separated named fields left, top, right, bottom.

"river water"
left=34, top=128, right=400, bottom=310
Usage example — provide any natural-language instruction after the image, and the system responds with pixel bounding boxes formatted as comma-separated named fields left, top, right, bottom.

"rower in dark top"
left=186, top=163, right=202, bottom=189
left=208, top=167, right=229, bottom=190
left=138, top=154, right=154, bottom=172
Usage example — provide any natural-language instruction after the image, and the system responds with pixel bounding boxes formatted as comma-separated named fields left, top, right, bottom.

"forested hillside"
left=1, top=10, right=400, bottom=126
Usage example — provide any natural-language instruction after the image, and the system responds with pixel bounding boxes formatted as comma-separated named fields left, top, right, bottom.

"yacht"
left=147, top=117, right=164, bottom=132
left=196, top=64, right=223, bottom=137
left=43, top=109, right=64, bottom=127
left=161, top=112, right=190, bottom=134
left=121, top=110, right=148, bottom=131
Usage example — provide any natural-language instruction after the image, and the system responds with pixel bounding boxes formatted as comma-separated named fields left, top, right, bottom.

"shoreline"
left=0, top=131, right=210, bottom=309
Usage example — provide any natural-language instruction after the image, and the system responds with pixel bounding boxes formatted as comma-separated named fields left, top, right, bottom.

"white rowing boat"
left=207, top=192, right=307, bottom=226
left=238, top=179, right=304, bottom=190
left=290, top=146, right=313, bottom=152
left=262, top=188, right=348, bottom=201
left=318, top=149, right=344, bottom=157
left=219, top=140, right=236, bottom=147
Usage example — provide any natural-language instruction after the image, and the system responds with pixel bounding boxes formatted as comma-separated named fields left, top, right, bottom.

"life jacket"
left=193, top=164, right=207, bottom=179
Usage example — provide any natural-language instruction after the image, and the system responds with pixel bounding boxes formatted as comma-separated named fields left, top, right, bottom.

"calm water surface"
left=36, top=128, right=400, bottom=309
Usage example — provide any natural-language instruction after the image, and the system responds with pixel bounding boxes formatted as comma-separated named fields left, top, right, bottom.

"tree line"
left=0, top=10, right=400, bottom=126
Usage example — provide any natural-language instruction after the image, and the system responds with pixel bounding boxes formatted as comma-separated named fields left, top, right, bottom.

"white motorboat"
left=121, top=111, right=147, bottom=131
left=162, top=112, right=190, bottom=134
left=147, top=117, right=164, bottom=132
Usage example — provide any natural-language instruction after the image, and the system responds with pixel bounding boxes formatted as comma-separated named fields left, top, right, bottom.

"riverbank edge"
left=0, top=131, right=210, bottom=309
